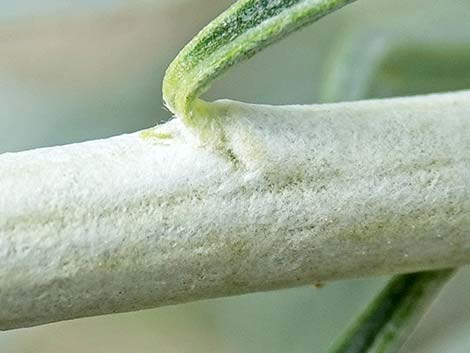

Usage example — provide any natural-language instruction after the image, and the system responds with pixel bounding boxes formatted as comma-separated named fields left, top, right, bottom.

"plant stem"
left=1, top=91, right=469, bottom=330
left=328, top=270, right=456, bottom=353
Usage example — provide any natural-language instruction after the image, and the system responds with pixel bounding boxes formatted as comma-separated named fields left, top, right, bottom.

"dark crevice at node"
left=224, top=147, right=241, bottom=167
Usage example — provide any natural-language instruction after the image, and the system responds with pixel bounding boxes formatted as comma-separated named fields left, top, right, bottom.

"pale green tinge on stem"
left=162, top=0, right=357, bottom=124
left=2, top=91, right=469, bottom=330
left=328, top=270, right=456, bottom=353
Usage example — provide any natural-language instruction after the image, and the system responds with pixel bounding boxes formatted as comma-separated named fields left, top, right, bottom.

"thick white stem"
left=1, top=91, right=469, bottom=330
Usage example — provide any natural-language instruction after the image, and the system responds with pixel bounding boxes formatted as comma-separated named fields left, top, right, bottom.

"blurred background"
left=0, top=0, right=469, bottom=352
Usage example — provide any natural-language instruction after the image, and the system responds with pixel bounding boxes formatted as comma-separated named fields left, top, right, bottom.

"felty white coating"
left=1, top=91, right=469, bottom=330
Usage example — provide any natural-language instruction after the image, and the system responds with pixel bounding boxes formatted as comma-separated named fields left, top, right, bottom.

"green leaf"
left=162, top=0, right=357, bottom=125
left=328, top=270, right=455, bottom=353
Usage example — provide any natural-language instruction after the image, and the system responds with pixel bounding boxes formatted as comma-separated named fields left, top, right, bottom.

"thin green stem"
left=327, top=269, right=456, bottom=353
left=162, top=0, right=357, bottom=124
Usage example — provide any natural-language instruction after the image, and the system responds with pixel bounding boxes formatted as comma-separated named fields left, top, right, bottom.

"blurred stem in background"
left=328, top=270, right=456, bottom=353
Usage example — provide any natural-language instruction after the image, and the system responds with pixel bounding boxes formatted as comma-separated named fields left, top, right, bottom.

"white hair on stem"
left=1, top=90, right=469, bottom=330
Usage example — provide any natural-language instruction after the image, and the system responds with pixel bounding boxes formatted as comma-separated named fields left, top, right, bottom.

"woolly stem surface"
left=1, top=91, right=469, bottom=330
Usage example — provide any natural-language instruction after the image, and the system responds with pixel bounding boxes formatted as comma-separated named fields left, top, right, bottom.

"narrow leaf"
left=328, top=270, right=455, bottom=353
left=162, top=0, right=357, bottom=124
